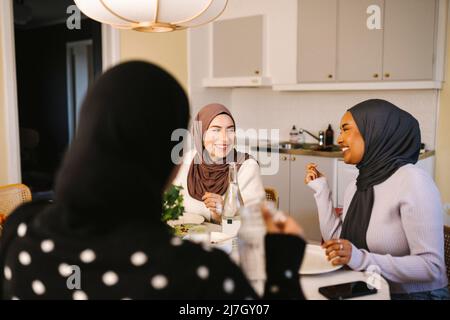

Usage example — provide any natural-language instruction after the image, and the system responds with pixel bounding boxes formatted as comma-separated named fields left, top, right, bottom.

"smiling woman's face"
left=337, top=111, right=365, bottom=165
left=203, top=114, right=235, bottom=160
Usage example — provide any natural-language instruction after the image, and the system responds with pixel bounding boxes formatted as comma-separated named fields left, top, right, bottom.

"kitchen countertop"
left=252, top=145, right=435, bottom=160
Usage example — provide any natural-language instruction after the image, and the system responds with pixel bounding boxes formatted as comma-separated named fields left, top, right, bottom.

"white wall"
left=229, top=88, right=439, bottom=149
left=120, top=29, right=188, bottom=91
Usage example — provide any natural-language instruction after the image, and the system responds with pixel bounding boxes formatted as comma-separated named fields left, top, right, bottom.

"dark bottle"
left=325, top=124, right=334, bottom=146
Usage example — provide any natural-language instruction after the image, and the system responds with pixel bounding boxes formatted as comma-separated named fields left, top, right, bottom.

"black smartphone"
left=318, top=281, right=377, bottom=300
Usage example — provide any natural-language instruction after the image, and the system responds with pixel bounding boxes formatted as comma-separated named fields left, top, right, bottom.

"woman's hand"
left=261, top=205, right=304, bottom=237
left=202, top=192, right=224, bottom=224
left=322, top=239, right=353, bottom=266
left=304, top=163, right=323, bottom=184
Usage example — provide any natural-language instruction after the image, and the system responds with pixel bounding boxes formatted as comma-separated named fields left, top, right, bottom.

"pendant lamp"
left=74, top=0, right=228, bottom=32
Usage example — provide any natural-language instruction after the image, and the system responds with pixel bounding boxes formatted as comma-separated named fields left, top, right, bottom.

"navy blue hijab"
left=340, top=99, right=421, bottom=250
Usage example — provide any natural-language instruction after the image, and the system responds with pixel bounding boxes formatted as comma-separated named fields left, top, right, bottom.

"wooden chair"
left=444, top=225, right=450, bottom=289
left=264, top=187, right=279, bottom=209
left=0, top=184, right=32, bottom=217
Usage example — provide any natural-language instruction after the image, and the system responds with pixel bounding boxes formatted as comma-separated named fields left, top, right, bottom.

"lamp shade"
left=74, top=0, right=228, bottom=32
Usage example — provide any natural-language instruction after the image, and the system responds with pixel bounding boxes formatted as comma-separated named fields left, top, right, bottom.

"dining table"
left=177, top=219, right=391, bottom=300
left=301, top=269, right=390, bottom=300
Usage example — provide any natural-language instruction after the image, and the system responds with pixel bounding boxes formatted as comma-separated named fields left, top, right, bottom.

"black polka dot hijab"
left=48, top=61, right=190, bottom=235
left=340, top=99, right=421, bottom=250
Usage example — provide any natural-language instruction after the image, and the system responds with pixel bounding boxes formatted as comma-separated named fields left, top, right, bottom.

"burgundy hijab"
left=187, top=104, right=250, bottom=201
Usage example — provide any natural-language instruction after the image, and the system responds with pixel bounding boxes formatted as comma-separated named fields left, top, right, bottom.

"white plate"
left=183, top=232, right=233, bottom=255
left=299, top=244, right=342, bottom=275
left=167, top=212, right=205, bottom=226
left=210, top=232, right=234, bottom=254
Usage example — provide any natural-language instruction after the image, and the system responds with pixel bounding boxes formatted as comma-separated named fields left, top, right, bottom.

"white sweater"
left=173, top=150, right=266, bottom=222
left=308, top=164, right=448, bottom=294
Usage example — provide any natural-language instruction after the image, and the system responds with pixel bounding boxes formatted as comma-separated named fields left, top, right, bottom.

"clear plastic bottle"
left=318, top=131, right=325, bottom=149
left=298, top=129, right=306, bottom=144
left=222, top=162, right=244, bottom=237
left=289, top=125, right=299, bottom=143
left=237, top=203, right=267, bottom=297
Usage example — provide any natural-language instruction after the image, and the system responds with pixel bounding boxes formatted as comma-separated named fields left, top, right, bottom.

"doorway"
left=1, top=0, right=120, bottom=190
left=12, top=0, right=103, bottom=198
left=66, top=39, right=95, bottom=143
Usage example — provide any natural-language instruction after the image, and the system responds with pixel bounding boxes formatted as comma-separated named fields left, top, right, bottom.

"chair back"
left=0, top=184, right=32, bottom=216
left=264, top=187, right=279, bottom=209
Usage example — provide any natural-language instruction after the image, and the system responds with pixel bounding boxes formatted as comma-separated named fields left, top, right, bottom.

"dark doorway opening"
left=13, top=0, right=103, bottom=199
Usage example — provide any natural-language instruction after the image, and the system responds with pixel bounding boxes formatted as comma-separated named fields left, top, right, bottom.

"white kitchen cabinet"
left=297, top=0, right=337, bottom=82
left=337, top=0, right=384, bottom=82
left=212, top=15, right=263, bottom=78
left=202, top=14, right=273, bottom=87
left=383, top=0, right=436, bottom=81
left=275, top=0, right=444, bottom=91
left=289, top=155, right=336, bottom=242
left=257, top=152, right=290, bottom=212
left=338, top=0, right=435, bottom=82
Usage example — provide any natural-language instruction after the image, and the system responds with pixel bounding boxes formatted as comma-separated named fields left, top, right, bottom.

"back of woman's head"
left=54, top=61, right=190, bottom=232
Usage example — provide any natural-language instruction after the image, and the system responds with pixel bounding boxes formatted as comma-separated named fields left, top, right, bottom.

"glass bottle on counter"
left=222, top=162, right=244, bottom=237
left=289, top=125, right=299, bottom=143
left=325, top=124, right=334, bottom=146
left=318, top=131, right=325, bottom=149
left=298, top=129, right=305, bottom=144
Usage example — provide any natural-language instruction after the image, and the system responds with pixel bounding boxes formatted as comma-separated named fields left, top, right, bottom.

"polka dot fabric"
left=0, top=202, right=306, bottom=300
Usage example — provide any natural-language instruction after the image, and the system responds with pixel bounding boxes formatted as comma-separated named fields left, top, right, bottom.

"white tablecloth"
left=301, top=269, right=390, bottom=300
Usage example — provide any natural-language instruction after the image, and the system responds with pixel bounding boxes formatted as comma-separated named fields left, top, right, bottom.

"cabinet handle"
left=291, top=156, right=296, bottom=161
left=255, top=70, right=260, bottom=75
left=281, top=156, right=288, bottom=161
left=373, top=73, right=379, bottom=78
left=384, top=73, right=390, bottom=78
left=328, top=74, right=333, bottom=79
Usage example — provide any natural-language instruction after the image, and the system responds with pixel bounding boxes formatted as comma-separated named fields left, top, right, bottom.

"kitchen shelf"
left=273, top=81, right=443, bottom=92
left=202, top=76, right=272, bottom=88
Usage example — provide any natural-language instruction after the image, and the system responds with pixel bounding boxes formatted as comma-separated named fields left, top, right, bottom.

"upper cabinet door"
left=337, top=0, right=384, bottom=81
left=212, top=15, right=264, bottom=78
left=298, top=0, right=337, bottom=82
left=383, top=0, right=436, bottom=81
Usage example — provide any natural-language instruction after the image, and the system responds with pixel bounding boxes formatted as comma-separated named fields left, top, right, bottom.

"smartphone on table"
left=318, top=281, right=377, bottom=300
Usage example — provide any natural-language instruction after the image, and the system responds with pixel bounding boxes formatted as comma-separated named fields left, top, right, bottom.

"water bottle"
left=237, top=203, right=267, bottom=297
left=222, top=162, right=244, bottom=237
